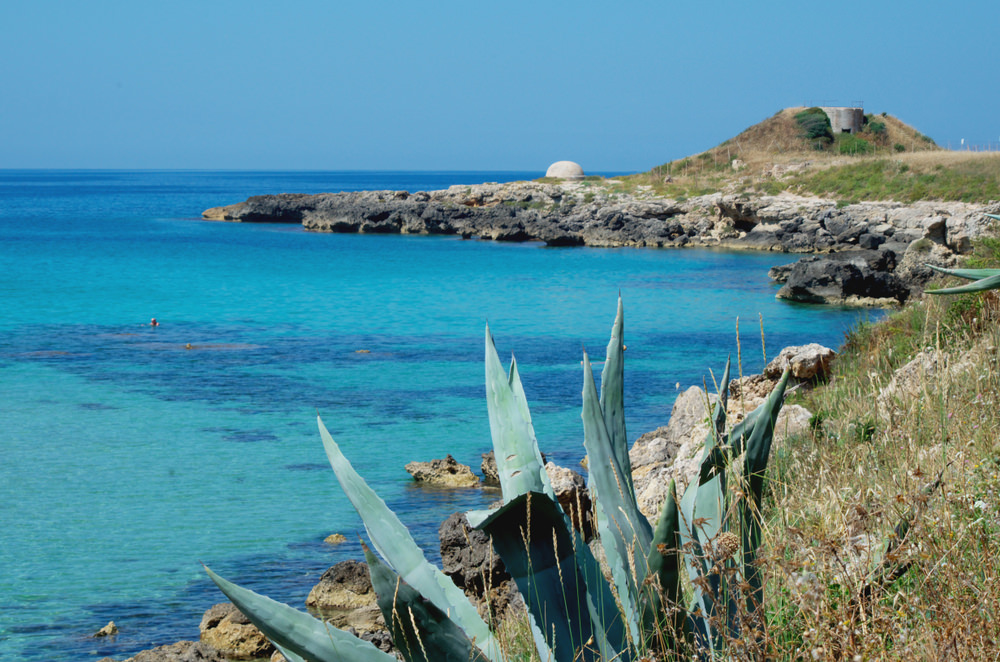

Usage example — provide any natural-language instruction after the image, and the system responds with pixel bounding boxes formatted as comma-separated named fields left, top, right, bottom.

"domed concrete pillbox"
left=545, top=161, right=585, bottom=180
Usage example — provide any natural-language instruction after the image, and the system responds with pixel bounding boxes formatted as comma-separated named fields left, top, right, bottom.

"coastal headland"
left=203, top=181, right=997, bottom=306
left=203, top=108, right=1000, bottom=306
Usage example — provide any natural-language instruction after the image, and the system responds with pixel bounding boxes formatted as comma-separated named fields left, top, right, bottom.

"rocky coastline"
left=203, top=180, right=1000, bottom=306
left=104, top=341, right=835, bottom=661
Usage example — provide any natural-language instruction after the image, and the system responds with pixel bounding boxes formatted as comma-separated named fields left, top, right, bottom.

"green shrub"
left=836, top=134, right=874, bottom=155
left=795, top=107, right=833, bottom=145
left=894, top=143, right=906, bottom=152
left=867, top=121, right=887, bottom=136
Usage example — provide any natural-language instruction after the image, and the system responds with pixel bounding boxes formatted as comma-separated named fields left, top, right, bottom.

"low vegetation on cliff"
left=749, top=236, right=1000, bottom=658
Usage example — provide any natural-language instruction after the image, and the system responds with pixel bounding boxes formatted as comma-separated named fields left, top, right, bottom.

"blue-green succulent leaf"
left=926, top=264, right=1000, bottom=294
left=740, top=368, right=790, bottom=615
left=485, top=325, right=554, bottom=501
left=927, top=264, right=1000, bottom=281
left=204, top=566, right=396, bottom=662
left=600, top=295, right=633, bottom=494
left=362, top=543, right=488, bottom=662
left=317, top=417, right=501, bottom=661
left=641, top=480, right=687, bottom=651
left=477, top=491, right=604, bottom=662
left=272, top=644, right=308, bottom=662
left=582, top=350, right=652, bottom=645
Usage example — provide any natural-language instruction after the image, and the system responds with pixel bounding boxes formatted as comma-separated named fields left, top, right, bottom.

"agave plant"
left=925, top=263, right=1000, bottom=294
left=204, top=298, right=791, bottom=661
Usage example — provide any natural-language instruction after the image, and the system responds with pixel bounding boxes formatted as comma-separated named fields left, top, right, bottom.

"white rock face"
left=878, top=350, right=973, bottom=418
left=629, top=382, right=813, bottom=523
left=545, top=161, right=585, bottom=180
left=764, top=343, right=836, bottom=381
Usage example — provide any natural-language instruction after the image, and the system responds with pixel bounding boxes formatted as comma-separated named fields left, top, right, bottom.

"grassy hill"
left=611, top=107, right=1000, bottom=204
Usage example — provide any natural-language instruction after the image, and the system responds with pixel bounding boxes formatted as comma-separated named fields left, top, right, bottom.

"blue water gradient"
left=0, top=171, right=877, bottom=661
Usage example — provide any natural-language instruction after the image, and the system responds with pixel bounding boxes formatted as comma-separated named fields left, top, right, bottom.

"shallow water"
left=0, top=171, right=877, bottom=660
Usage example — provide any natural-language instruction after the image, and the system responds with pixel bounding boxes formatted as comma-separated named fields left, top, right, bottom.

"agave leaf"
left=600, top=295, right=633, bottom=494
left=317, top=417, right=502, bottom=662
left=363, top=543, right=488, bottom=662
left=204, top=566, right=396, bottom=662
left=640, top=480, right=687, bottom=651
left=987, top=213, right=1000, bottom=222
left=570, top=530, right=630, bottom=661
left=740, top=368, right=790, bottom=615
left=703, top=358, right=732, bottom=456
left=925, top=265, right=1000, bottom=294
left=485, top=325, right=554, bottom=501
left=678, top=477, right=718, bottom=656
left=926, top=264, right=1000, bottom=281
left=477, top=491, right=602, bottom=662
left=582, top=350, right=652, bottom=644
left=508, top=356, right=535, bottom=430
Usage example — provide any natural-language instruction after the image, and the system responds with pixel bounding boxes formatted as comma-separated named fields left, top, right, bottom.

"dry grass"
left=482, top=252, right=1000, bottom=660
left=755, top=288, right=1000, bottom=659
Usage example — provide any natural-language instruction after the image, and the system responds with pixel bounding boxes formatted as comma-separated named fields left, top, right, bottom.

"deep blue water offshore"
left=0, top=170, right=876, bottom=661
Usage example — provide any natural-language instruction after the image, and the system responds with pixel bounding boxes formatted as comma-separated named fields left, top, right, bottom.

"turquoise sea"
left=0, top=170, right=876, bottom=661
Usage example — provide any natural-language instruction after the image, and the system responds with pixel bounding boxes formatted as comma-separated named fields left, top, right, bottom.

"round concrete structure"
left=545, top=161, right=585, bottom=180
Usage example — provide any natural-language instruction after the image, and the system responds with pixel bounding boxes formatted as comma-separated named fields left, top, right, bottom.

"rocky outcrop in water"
left=204, top=182, right=992, bottom=252
left=405, top=454, right=480, bottom=487
left=199, top=603, right=273, bottom=660
left=204, top=182, right=997, bottom=306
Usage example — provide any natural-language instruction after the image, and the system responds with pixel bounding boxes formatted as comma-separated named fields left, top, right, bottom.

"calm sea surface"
left=0, top=170, right=876, bottom=661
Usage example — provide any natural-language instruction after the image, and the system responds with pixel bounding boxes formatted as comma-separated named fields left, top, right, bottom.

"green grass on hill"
left=778, top=154, right=1000, bottom=203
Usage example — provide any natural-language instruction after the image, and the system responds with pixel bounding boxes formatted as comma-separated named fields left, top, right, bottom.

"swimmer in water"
left=150, top=318, right=159, bottom=327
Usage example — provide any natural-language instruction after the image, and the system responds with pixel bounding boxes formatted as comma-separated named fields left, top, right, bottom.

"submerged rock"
left=94, top=620, right=118, bottom=637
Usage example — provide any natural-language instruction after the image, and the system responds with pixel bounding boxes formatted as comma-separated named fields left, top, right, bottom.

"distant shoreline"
left=203, top=179, right=997, bottom=307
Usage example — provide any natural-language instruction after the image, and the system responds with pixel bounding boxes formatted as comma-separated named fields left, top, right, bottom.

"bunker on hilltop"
left=821, top=107, right=864, bottom=134
left=545, top=161, right=585, bottom=180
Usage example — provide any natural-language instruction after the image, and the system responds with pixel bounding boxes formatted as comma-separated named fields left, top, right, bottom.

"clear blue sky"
left=1, top=1, right=996, bottom=171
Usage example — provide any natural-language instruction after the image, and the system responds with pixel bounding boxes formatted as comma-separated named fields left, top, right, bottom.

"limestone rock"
left=481, top=451, right=500, bottom=487
left=545, top=161, right=585, bottom=180
left=776, top=250, right=908, bottom=306
left=630, top=378, right=813, bottom=521
left=545, top=462, right=593, bottom=538
left=629, top=386, right=716, bottom=520
left=439, top=512, right=517, bottom=623
left=324, top=533, right=347, bottom=544
left=878, top=350, right=974, bottom=417
left=764, top=343, right=836, bottom=381
left=122, top=641, right=227, bottom=662
left=405, top=454, right=480, bottom=487
left=306, top=560, right=382, bottom=632
left=895, top=238, right=957, bottom=295
left=199, top=602, right=274, bottom=660
left=94, top=621, right=118, bottom=637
